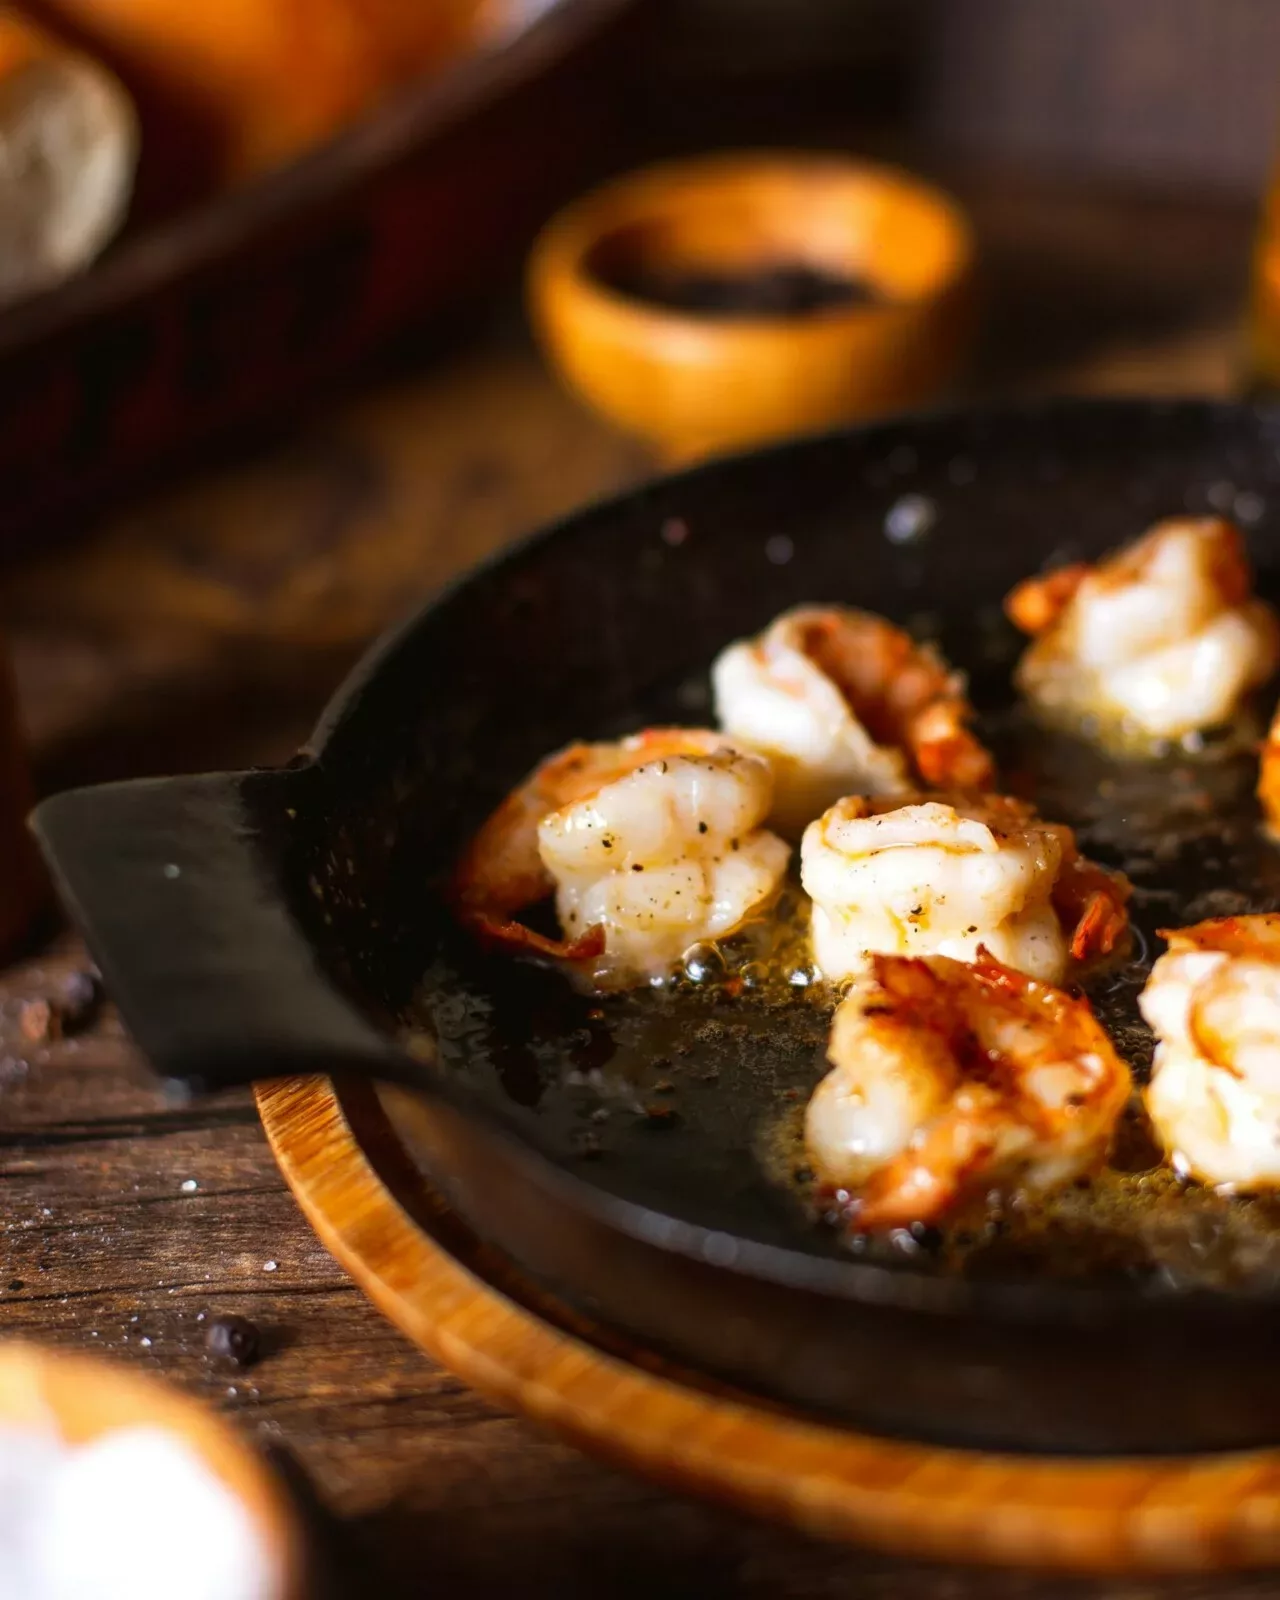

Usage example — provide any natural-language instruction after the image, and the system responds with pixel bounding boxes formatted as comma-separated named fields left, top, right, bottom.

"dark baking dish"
left=34, top=397, right=1280, bottom=1455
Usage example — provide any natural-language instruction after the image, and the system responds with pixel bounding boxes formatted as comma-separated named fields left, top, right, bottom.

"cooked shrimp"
left=1006, top=517, right=1279, bottom=744
left=799, top=790, right=1129, bottom=985
left=1258, top=703, right=1280, bottom=831
left=711, top=605, right=995, bottom=834
left=806, top=950, right=1131, bottom=1229
left=1140, top=914, right=1280, bottom=1189
left=453, top=728, right=790, bottom=987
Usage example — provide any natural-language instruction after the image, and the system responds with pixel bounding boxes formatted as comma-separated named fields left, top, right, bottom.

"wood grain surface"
left=0, top=175, right=1272, bottom=1597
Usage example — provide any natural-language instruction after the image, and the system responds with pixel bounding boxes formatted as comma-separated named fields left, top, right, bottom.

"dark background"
left=647, top=0, right=1279, bottom=194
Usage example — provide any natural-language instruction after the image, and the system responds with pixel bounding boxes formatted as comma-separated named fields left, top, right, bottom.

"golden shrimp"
left=1006, top=517, right=1279, bottom=745
left=1258, top=703, right=1280, bottom=831
left=711, top=605, right=995, bottom=835
left=1140, top=914, right=1280, bottom=1190
left=805, top=950, right=1132, bottom=1230
left=453, top=728, right=790, bottom=988
left=799, top=789, right=1130, bottom=986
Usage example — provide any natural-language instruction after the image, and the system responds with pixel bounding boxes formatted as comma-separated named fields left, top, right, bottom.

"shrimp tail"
left=460, top=907, right=606, bottom=963
left=1068, top=890, right=1124, bottom=962
left=1206, top=517, right=1252, bottom=608
left=969, top=945, right=1033, bottom=995
left=796, top=609, right=998, bottom=793
left=909, top=704, right=997, bottom=791
left=1034, top=817, right=1131, bottom=962
left=1004, top=563, right=1091, bottom=636
left=1053, top=860, right=1131, bottom=962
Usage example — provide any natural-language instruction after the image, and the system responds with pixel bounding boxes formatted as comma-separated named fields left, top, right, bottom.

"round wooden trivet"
left=256, top=1076, right=1280, bottom=1575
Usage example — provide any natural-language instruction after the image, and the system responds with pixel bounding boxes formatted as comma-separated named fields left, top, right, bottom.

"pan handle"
left=31, top=770, right=415, bottom=1095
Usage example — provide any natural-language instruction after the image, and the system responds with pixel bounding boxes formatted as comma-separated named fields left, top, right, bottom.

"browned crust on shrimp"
left=1154, top=916, right=1280, bottom=1082
left=796, top=610, right=996, bottom=792
left=451, top=728, right=728, bottom=963
left=1005, top=519, right=1258, bottom=644
left=846, top=789, right=1131, bottom=965
left=952, top=793, right=1131, bottom=963
left=1260, top=713, right=1280, bottom=832
left=1157, top=912, right=1280, bottom=960
left=852, top=950, right=1126, bottom=1229
left=1203, top=518, right=1255, bottom=607
left=1004, top=563, right=1091, bottom=636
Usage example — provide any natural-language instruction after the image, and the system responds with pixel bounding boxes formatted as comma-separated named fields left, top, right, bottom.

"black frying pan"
left=34, top=398, right=1280, bottom=1456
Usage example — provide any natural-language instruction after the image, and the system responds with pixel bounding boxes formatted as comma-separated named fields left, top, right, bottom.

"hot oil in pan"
left=403, top=667, right=1280, bottom=1292
left=408, top=887, right=841, bottom=1251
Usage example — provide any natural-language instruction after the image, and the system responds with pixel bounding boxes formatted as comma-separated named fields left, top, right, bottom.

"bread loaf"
left=32, top=0, right=489, bottom=181
left=0, top=11, right=135, bottom=304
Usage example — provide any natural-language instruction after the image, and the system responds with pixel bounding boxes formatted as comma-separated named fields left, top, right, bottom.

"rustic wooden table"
left=0, top=175, right=1276, bottom=1598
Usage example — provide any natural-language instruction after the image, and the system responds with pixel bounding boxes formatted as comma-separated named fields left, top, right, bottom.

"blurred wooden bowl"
left=528, top=152, right=976, bottom=462
left=0, top=1342, right=304, bottom=1598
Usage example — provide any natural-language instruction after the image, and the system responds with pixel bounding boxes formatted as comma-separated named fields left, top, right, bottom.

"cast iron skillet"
left=34, top=398, right=1280, bottom=1456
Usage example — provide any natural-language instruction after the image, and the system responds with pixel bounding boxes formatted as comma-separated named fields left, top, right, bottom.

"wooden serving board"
left=257, top=1075, right=1280, bottom=1576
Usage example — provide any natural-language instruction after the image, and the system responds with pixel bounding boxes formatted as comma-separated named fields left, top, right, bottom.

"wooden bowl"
left=0, top=1342, right=305, bottom=1597
left=528, top=152, right=976, bottom=462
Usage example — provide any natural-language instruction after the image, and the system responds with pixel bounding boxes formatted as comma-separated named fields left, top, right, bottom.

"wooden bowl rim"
left=528, top=149, right=976, bottom=338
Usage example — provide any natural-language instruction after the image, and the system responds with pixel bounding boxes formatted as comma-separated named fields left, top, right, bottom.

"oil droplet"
left=682, top=944, right=725, bottom=985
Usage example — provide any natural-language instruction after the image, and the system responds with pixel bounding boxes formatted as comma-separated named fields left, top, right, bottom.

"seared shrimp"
left=799, top=791, right=1129, bottom=985
left=454, top=728, right=790, bottom=988
left=1258, top=704, right=1280, bottom=831
left=806, top=951, right=1131, bottom=1229
left=1006, top=517, right=1279, bottom=744
left=1140, top=914, right=1280, bottom=1189
left=711, top=605, right=995, bottom=835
